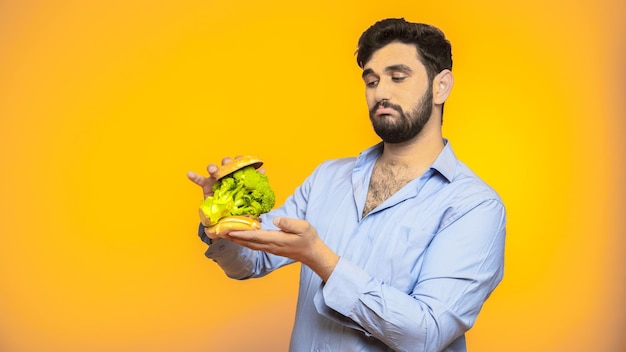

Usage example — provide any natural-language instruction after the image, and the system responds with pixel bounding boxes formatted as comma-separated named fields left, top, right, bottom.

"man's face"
left=361, top=42, right=433, bottom=144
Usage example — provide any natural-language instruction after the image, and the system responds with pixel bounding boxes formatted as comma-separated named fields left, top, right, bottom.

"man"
left=187, top=18, right=506, bottom=352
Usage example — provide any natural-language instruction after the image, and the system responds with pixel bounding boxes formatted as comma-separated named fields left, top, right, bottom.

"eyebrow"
left=386, top=64, right=413, bottom=74
left=361, top=64, right=413, bottom=79
left=361, top=68, right=374, bottom=79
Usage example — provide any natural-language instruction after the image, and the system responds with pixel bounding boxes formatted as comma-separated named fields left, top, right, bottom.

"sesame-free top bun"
left=214, top=155, right=264, bottom=180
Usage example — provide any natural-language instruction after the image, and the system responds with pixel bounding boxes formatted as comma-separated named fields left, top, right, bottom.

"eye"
left=365, top=79, right=379, bottom=88
left=391, top=75, right=407, bottom=82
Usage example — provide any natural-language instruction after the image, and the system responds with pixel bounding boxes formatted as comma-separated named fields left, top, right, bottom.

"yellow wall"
left=1, top=1, right=624, bottom=351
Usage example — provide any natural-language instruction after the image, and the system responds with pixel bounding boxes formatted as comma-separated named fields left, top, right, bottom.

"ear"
left=433, top=69, right=454, bottom=105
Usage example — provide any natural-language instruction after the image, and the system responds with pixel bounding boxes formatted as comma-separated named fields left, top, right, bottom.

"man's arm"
left=230, top=197, right=505, bottom=351
left=318, top=199, right=506, bottom=351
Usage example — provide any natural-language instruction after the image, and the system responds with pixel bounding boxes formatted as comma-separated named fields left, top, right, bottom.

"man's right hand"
left=187, top=157, right=235, bottom=199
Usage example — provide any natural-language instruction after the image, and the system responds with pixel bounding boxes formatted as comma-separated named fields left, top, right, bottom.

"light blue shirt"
left=200, top=140, right=506, bottom=352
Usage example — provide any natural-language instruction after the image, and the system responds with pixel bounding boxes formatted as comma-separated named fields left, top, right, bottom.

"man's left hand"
left=226, top=217, right=339, bottom=282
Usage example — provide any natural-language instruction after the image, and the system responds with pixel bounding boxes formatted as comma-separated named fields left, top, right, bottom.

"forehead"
left=363, top=42, right=423, bottom=72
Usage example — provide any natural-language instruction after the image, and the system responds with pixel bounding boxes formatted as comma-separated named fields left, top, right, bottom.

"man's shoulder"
left=313, top=156, right=359, bottom=175
left=447, top=159, right=504, bottom=205
left=313, top=144, right=380, bottom=174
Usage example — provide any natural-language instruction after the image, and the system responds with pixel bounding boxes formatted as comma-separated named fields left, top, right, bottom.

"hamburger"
left=199, top=155, right=276, bottom=237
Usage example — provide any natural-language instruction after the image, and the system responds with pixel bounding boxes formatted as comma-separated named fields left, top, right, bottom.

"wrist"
left=307, top=240, right=340, bottom=282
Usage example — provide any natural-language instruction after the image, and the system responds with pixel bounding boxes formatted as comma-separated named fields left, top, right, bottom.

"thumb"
left=273, top=217, right=307, bottom=234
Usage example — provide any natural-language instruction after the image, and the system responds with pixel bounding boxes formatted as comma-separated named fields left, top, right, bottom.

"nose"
left=373, top=79, right=391, bottom=103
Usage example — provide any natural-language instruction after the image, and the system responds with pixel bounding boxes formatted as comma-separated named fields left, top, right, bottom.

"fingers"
left=188, top=168, right=216, bottom=198
left=191, top=155, right=263, bottom=198
left=273, top=217, right=309, bottom=234
left=206, top=155, right=239, bottom=178
left=186, top=170, right=206, bottom=186
left=193, top=156, right=238, bottom=186
left=225, top=231, right=262, bottom=243
left=225, top=230, right=270, bottom=252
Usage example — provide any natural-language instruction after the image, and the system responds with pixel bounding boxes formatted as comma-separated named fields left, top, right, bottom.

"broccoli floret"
left=199, top=166, right=276, bottom=226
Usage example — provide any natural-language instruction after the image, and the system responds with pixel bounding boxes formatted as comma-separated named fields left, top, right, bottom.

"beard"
left=368, top=88, right=433, bottom=144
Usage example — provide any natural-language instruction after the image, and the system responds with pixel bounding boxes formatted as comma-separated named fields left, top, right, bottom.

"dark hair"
left=356, top=18, right=452, bottom=81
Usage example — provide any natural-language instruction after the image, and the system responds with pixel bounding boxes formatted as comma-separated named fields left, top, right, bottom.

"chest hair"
left=363, top=161, right=416, bottom=217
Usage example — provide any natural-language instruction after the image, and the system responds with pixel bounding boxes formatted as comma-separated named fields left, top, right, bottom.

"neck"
left=379, top=120, right=444, bottom=175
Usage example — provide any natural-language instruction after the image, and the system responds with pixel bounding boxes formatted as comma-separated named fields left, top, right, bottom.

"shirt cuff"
left=197, top=222, right=214, bottom=245
left=322, top=257, right=372, bottom=316
left=311, top=257, right=372, bottom=335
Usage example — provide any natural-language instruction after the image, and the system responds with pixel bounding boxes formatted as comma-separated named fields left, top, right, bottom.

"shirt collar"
left=358, top=139, right=458, bottom=183
left=430, top=139, right=457, bottom=183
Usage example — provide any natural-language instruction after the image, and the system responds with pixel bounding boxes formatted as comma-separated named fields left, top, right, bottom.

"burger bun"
left=214, top=155, right=264, bottom=180
left=204, top=215, right=261, bottom=237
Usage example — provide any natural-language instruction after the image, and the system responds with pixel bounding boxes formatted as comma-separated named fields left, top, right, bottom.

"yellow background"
left=1, top=0, right=624, bottom=351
